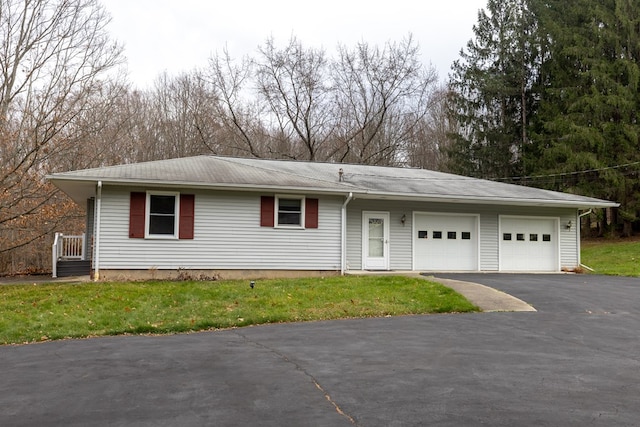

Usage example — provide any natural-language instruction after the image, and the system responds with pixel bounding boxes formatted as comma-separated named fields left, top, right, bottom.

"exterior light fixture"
left=400, top=214, right=406, bottom=225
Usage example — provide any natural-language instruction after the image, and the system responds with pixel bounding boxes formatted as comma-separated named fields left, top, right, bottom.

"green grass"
left=0, top=275, right=478, bottom=345
left=581, top=239, right=640, bottom=277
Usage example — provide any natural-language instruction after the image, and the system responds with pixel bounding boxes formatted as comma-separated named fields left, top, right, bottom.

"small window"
left=503, top=233, right=512, bottom=241
left=543, top=234, right=551, bottom=242
left=433, top=231, right=442, bottom=239
left=461, top=232, right=471, bottom=240
left=530, top=234, right=538, bottom=242
left=147, top=193, right=178, bottom=237
left=517, top=233, right=525, bottom=241
left=447, top=231, right=457, bottom=239
left=277, top=197, right=303, bottom=227
left=418, top=230, right=428, bottom=239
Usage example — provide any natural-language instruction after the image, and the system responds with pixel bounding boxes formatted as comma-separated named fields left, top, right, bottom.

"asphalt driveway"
left=1, top=274, right=640, bottom=426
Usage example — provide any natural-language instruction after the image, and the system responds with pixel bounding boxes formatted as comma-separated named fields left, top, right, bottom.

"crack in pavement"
left=232, top=329, right=358, bottom=426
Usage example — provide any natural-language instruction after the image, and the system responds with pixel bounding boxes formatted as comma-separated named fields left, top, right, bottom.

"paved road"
left=1, top=274, right=640, bottom=426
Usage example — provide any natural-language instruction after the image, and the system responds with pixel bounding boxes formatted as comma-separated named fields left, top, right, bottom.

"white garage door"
left=414, top=213, right=478, bottom=271
left=500, top=217, right=559, bottom=271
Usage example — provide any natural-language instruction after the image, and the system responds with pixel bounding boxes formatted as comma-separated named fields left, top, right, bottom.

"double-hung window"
left=147, top=192, right=179, bottom=238
left=260, top=195, right=318, bottom=229
left=129, top=191, right=194, bottom=239
left=276, top=196, right=304, bottom=227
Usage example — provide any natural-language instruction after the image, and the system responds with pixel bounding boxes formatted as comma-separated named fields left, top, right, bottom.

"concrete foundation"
left=95, top=269, right=341, bottom=282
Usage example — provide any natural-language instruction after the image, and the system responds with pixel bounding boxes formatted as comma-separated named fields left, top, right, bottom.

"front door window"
left=368, top=218, right=384, bottom=257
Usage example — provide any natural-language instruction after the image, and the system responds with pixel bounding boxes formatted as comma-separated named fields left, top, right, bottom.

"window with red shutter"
left=129, top=192, right=146, bottom=238
left=130, top=192, right=195, bottom=239
left=260, top=196, right=275, bottom=227
left=305, top=198, right=318, bottom=228
left=263, top=195, right=319, bottom=229
left=179, top=194, right=195, bottom=239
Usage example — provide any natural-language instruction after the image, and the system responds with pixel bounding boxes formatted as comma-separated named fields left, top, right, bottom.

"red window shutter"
left=305, top=198, right=319, bottom=228
left=260, top=196, right=275, bottom=227
left=129, top=192, right=146, bottom=238
left=179, top=194, right=195, bottom=239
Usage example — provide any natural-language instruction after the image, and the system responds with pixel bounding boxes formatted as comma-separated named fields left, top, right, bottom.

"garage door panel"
left=414, top=214, right=478, bottom=271
left=500, top=217, right=558, bottom=271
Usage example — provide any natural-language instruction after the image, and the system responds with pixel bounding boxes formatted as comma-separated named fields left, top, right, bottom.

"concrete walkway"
left=423, top=275, right=536, bottom=312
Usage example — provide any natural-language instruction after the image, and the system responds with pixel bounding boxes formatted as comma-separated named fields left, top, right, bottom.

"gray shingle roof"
left=48, top=155, right=617, bottom=208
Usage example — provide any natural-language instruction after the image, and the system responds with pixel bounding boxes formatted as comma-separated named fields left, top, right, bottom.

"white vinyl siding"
left=97, top=187, right=342, bottom=271
left=345, top=199, right=579, bottom=272
left=346, top=202, right=413, bottom=271
left=95, top=186, right=581, bottom=273
left=560, top=210, right=579, bottom=267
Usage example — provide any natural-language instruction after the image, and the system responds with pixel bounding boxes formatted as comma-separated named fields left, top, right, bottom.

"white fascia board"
left=352, top=191, right=619, bottom=209
left=48, top=176, right=359, bottom=198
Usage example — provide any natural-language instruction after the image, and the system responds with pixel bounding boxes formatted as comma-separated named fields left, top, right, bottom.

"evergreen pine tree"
left=531, top=0, right=640, bottom=235
left=448, top=0, right=541, bottom=179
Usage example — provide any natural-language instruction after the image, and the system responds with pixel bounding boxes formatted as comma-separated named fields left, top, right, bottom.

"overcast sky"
left=101, top=0, right=486, bottom=88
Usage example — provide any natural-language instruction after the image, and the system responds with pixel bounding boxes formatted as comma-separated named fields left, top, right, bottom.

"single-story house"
left=47, top=155, right=617, bottom=280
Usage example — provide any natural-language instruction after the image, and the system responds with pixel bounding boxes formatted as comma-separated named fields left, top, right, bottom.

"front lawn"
left=0, top=275, right=478, bottom=345
left=581, top=239, right=640, bottom=276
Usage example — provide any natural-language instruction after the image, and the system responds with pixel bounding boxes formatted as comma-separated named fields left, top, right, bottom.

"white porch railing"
left=52, top=233, right=85, bottom=278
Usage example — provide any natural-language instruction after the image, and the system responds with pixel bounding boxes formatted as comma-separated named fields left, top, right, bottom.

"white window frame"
left=275, top=195, right=305, bottom=229
left=145, top=191, right=180, bottom=239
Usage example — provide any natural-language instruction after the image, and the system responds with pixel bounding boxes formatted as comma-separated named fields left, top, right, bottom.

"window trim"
left=275, top=195, right=305, bottom=228
left=145, top=191, right=180, bottom=239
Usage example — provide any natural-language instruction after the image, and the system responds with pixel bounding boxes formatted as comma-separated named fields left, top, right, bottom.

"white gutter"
left=579, top=209, right=593, bottom=218
left=94, top=181, right=102, bottom=281
left=578, top=209, right=593, bottom=271
left=340, top=192, right=353, bottom=275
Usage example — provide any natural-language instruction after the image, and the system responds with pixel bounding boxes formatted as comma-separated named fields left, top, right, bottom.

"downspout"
left=578, top=209, right=593, bottom=272
left=340, top=192, right=353, bottom=275
left=94, top=181, right=102, bottom=281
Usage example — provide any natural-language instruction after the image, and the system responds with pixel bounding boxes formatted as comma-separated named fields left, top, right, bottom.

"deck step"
left=56, top=260, right=91, bottom=277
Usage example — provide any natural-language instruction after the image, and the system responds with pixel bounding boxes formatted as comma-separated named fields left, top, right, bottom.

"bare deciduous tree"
left=405, top=86, right=457, bottom=170
left=332, top=36, right=439, bottom=165
left=0, top=0, right=123, bottom=272
left=255, top=37, right=334, bottom=161
left=139, top=72, right=220, bottom=160
left=205, top=35, right=440, bottom=166
left=206, top=49, right=267, bottom=158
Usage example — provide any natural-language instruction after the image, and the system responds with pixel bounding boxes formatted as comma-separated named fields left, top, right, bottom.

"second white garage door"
left=414, top=213, right=478, bottom=271
left=500, top=216, right=559, bottom=271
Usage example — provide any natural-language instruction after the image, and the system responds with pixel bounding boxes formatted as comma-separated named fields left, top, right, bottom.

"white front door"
left=362, top=211, right=390, bottom=270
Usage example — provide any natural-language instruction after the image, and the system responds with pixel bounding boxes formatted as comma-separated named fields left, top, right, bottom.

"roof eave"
left=353, top=191, right=619, bottom=209
left=47, top=175, right=358, bottom=201
left=48, top=175, right=619, bottom=209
